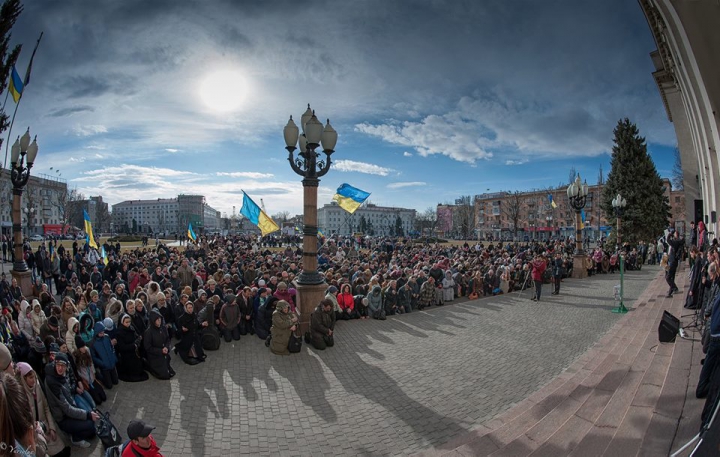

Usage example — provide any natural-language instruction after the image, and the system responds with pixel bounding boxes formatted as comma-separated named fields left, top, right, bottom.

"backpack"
left=201, top=327, right=221, bottom=351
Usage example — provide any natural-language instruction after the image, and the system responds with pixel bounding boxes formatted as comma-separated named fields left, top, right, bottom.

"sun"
left=199, top=70, right=247, bottom=112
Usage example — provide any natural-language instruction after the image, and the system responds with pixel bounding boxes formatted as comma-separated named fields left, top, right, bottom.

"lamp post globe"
left=285, top=105, right=337, bottom=333
left=567, top=174, right=589, bottom=278
left=10, top=128, right=39, bottom=297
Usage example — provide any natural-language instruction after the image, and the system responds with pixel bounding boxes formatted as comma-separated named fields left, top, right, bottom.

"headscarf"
left=276, top=300, right=290, bottom=312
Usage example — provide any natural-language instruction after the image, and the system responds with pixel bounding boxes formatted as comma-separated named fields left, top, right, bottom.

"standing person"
left=530, top=255, right=547, bottom=302
left=122, top=419, right=164, bottom=457
left=551, top=252, right=564, bottom=295
left=666, top=229, right=684, bottom=297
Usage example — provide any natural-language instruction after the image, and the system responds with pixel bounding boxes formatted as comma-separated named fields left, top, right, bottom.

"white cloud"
left=403, top=151, right=413, bottom=157
left=332, top=160, right=393, bottom=176
left=69, top=157, right=85, bottom=163
left=505, top=159, right=528, bottom=166
left=387, top=181, right=426, bottom=189
left=217, top=171, right=274, bottom=179
left=165, top=148, right=179, bottom=153
left=72, top=125, right=108, bottom=137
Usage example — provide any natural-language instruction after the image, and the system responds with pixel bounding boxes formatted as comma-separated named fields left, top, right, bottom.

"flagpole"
left=3, top=32, right=43, bottom=170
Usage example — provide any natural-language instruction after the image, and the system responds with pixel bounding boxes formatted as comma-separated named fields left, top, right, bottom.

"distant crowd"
left=0, top=231, right=662, bottom=456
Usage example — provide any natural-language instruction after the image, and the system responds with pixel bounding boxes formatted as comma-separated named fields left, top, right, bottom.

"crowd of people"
left=0, top=231, right=657, bottom=455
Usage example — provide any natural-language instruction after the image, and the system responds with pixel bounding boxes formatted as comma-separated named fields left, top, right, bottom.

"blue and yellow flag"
left=580, top=209, right=586, bottom=230
left=333, top=183, right=370, bottom=214
left=548, top=194, right=557, bottom=209
left=100, top=246, right=108, bottom=266
left=9, top=66, right=23, bottom=103
left=83, top=210, right=98, bottom=249
left=240, top=191, right=279, bottom=236
left=187, top=223, right=197, bottom=242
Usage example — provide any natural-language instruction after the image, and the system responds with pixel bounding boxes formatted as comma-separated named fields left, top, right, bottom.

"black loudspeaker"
left=694, top=200, right=704, bottom=224
left=659, top=310, right=680, bottom=343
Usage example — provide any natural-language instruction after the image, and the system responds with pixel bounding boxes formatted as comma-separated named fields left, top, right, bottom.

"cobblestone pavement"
left=77, top=266, right=659, bottom=456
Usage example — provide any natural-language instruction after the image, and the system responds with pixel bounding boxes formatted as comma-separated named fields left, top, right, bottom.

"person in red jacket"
left=122, top=419, right=164, bottom=457
left=336, top=284, right=359, bottom=320
left=530, top=255, right=547, bottom=302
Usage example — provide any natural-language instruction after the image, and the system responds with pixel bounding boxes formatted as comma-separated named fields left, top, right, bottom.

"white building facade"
left=113, top=196, right=220, bottom=235
left=318, top=202, right=416, bottom=236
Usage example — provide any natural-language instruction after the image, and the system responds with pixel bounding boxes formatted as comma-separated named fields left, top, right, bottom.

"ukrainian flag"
left=9, top=66, right=23, bottom=103
left=548, top=194, right=557, bottom=209
left=187, top=223, right=197, bottom=242
left=240, top=191, right=279, bottom=236
left=101, top=246, right=108, bottom=266
left=83, top=210, right=98, bottom=249
left=333, top=183, right=370, bottom=214
left=580, top=209, right=586, bottom=230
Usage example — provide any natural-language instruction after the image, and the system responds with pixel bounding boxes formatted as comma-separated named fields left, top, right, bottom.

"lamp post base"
left=572, top=253, right=588, bottom=279
left=11, top=268, right=34, bottom=298
left=295, top=282, right=327, bottom=335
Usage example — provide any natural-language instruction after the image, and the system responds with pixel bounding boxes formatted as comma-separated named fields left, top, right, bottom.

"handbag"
left=373, top=309, right=387, bottom=320
left=468, top=292, right=479, bottom=300
left=95, top=410, right=123, bottom=448
left=288, top=332, right=302, bottom=353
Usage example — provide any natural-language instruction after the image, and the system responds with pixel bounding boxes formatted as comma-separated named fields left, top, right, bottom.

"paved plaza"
left=78, top=266, right=658, bottom=456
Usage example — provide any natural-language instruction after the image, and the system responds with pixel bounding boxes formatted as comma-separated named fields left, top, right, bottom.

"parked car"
left=29, top=234, right=44, bottom=241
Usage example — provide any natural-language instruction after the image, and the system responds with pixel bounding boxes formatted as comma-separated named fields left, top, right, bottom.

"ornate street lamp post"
left=284, top=104, right=337, bottom=332
left=566, top=174, right=589, bottom=279
left=612, top=194, right=628, bottom=313
left=10, top=128, right=39, bottom=297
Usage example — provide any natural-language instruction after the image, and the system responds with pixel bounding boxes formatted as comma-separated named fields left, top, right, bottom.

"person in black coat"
left=114, top=314, right=148, bottom=382
left=143, top=310, right=174, bottom=380
left=551, top=252, right=564, bottom=295
left=175, top=301, right=204, bottom=365
left=666, top=230, right=685, bottom=297
left=154, top=294, right=176, bottom=339
left=254, top=296, right=278, bottom=341
left=236, top=287, right=254, bottom=335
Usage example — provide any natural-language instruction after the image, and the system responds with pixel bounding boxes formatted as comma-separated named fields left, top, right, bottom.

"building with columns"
left=318, top=202, right=416, bottom=236
left=639, top=0, right=720, bottom=233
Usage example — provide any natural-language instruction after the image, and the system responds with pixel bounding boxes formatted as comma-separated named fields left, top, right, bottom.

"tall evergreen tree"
left=0, top=0, right=23, bottom=149
left=601, top=118, right=670, bottom=245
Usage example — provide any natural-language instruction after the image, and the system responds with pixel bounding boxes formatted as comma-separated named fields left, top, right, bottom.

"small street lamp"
left=284, top=104, right=337, bottom=332
left=567, top=174, right=589, bottom=278
left=10, top=128, right=39, bottom=296
left=612, top=194, right=628, bottom=314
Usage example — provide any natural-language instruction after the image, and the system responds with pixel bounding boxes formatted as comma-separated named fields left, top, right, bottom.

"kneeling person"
left=309, top=299, right=336, bottom=350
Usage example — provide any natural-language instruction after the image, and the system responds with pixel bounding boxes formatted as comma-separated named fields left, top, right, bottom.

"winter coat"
left=144, top=310, right=171, bottom=379
left=176, top=310, right=200, bottom=354
left=337, top=292, right=355, bottom=312
left=273, top=289, right=296, bottom=312
left=18, top=301, right=35, bottom=340
left=383, top=287, right=399, bottom=313
left=270, top=310, right=294, bottom=355
left=20, top=366, right=67, bottom=455
left=115, top=322, right=147, bottom=382
left=220, top=302, right=241, bottom=330
left=325, top=293, right=341, bottom=313
left=419, top=281, right=436, bottom=306
left=31, top=308, right=47, bottom=337
left=310, top=304, right=336, bottom=341
left=129, top=311, right=147, bottom=337
left=255, top=296, right=278, bottom=340
left=91, top=332, right=118, bottom=370
left=45, top=362, right=91, bottom=423
left=368, top=286, right=383, bottom=314
left=65, top=317, right=80, bottom=355
left=78, top=312, right=95, bottom=346
left=442, top=275, right=455, bottom=301
left=531, top=259, right=547, bottom=281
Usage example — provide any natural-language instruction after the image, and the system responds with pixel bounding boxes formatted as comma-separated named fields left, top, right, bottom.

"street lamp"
left=566, top=174, right=589, bottom=278
left=10, top=128, right=38, bottom=296
left=611, top=193, right=628, bottom=313
left=284, top=104, right=337, bottom=332
left=23, top=206, right=36, bottom=236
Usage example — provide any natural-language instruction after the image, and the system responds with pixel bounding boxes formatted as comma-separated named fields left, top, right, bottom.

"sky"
left=5, top=0, right=677, bottom=218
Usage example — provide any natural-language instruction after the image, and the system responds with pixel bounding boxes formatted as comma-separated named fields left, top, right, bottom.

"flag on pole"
left=23, top=32, right=43, bottom=87
left=49, top=244, right=55, bottom=262
left=9, top=66, right=23, bottom=103
left=548, top=194, right=557, bottom=209
left=100, top=246, right=108, bottom=266
left=333, top=183, right=370, bottom=214
left=187, top=223, right=197, bottom=242
left=83, top=210, right=98, bottom=249
left=580, top=209, right=586, bottom=230
left=240, top=191, right=279, bottom=236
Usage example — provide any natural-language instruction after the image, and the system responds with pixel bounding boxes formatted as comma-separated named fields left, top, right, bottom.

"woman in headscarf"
left=144, top=309, right=174, bottom=379
left=269, top=300, right=297, bottom=356
left=272, top=282, right=296, bottom=312
left=115, top=314, right=148, bottom=382
left=60, top=298, right=77, bottom=335
left=175, top=299, right=204, bottom=365
left=105, top=299, right=124, bottom=329
left=15, top=362, right=70, bottom=457
left=18, top=300, right=36, bottom=340
left=64, top=317, right=80, bottom=356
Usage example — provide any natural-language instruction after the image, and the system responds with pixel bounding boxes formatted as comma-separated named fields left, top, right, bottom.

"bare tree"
left=423, top=206, right=438, bottom=237
left=95, top=203, right=110, bottom=234
left=672, top=146, right=684, bottom=190
left=272, top=211, right=290, bottom=222
left=568, top=166, right=577, bottom=185
left=504, top=191, right=522, bottom=240
left=454, top=195, right=475, bottom=239
left=55, top=187, right=85, bottom=234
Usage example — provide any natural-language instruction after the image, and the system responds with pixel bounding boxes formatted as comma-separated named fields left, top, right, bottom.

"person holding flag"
left=83, top=209, right=98, bottom=249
